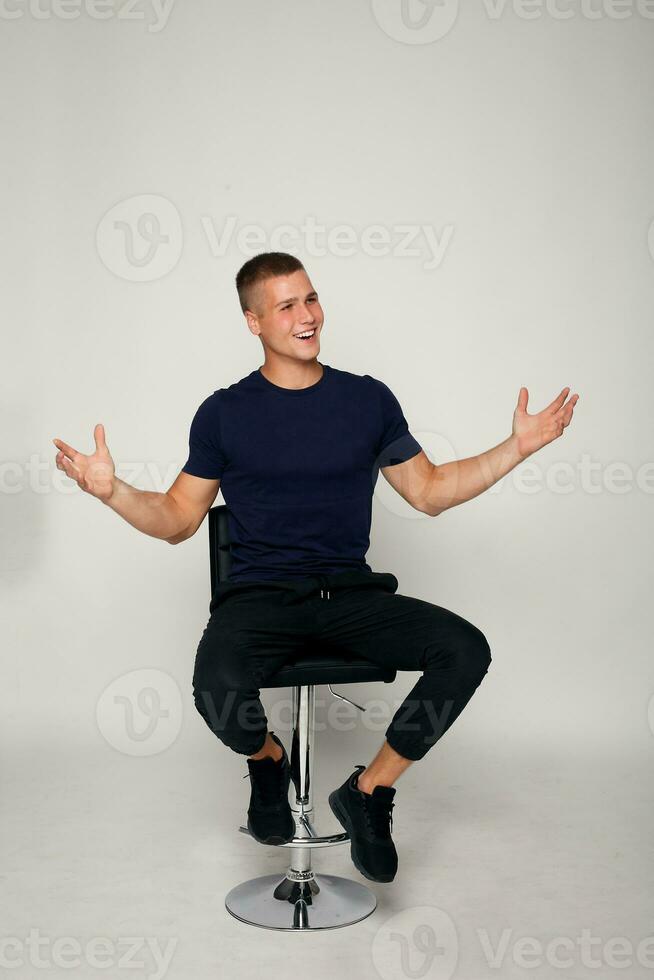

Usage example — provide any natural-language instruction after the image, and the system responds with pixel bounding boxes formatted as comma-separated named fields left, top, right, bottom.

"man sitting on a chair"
left=53, top=251, right=578, bottom=884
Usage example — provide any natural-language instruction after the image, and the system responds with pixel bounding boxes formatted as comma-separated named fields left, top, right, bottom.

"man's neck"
left=259, top=359, right=323, bottom=390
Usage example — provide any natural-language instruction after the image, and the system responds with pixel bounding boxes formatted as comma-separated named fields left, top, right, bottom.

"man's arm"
left=100, top=477, right=188, bottom=541
left=103, top=473, right=220, bottom=544
left=53, top=424, right=220, bottom=544
left=420, top=435, right=525, bottom=517
left=382, top=385, right=579, bottom=516
left=104, top=472, right=221, bottom=544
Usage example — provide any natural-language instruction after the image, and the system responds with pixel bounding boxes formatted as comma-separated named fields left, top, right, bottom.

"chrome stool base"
left=225, top=872, right=376, bottom=931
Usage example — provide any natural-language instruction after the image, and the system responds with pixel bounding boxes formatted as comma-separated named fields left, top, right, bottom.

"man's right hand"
left=53, top=423, right=116, bottom=502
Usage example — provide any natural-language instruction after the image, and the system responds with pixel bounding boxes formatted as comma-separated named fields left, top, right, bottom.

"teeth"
left=295, top=330, right=315, bottom=338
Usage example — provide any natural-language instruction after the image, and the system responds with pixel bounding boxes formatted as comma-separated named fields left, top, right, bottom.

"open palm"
left=512, top=386, right=579, bottom=459
left=53, top=424, right=115, bottom=501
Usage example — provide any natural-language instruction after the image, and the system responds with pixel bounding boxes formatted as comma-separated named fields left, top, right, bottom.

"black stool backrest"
left=208, top=504, right=232, bottom=595
left=206, top=504, right=397, bottom=687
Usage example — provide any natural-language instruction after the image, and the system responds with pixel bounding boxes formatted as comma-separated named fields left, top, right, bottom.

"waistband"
left=210, top=569, right=398, bottom=612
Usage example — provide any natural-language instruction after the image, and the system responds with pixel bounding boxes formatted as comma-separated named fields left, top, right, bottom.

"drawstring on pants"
left=318, top=575, right=330, bottom=600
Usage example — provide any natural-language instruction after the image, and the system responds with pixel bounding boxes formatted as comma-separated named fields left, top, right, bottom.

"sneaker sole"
left=247, top=813, right=296, bottom=846
left=328, top=789, right=396, bottom=883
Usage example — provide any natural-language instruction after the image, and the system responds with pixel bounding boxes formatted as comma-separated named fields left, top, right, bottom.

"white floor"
left=3, top=731, right=652, bottom=980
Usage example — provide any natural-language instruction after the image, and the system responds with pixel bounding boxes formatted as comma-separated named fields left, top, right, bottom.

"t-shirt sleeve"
left=369, top=376, right=423, bottom=467
left=181, top=392, right=226, bottom=479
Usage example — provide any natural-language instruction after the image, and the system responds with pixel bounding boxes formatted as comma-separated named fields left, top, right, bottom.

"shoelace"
left=243, top=763, right=286, bottom=806
left=362, top=795, right=395, bottom=838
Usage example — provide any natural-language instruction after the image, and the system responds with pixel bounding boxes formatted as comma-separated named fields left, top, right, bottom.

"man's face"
left=245, top=269, right=324, bottom=360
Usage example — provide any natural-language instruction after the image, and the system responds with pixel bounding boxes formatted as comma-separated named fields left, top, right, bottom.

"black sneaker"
left=328, top=764, right=398, bottom=883
left=243, top=731, right=296, bottom=845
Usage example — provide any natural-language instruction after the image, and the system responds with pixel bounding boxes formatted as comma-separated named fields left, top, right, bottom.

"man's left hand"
left=512, top=386, right=580, bottom=460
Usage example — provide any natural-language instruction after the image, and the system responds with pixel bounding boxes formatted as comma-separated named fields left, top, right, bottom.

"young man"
left=53, top=251, right=578, bottom=884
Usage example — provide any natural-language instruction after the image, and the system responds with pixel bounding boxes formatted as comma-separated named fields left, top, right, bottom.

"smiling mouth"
left=294, top=329, right=316, bottom=341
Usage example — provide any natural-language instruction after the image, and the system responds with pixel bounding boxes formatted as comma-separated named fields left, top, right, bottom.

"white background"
left=1, top=1, right=653, bottom=977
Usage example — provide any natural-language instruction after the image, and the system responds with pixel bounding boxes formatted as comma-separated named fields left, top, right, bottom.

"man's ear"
left=245, top=310, right=260, bottom=335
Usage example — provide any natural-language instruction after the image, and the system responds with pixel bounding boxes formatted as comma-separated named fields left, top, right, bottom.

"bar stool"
left=207, top=504, right=397, bottom=931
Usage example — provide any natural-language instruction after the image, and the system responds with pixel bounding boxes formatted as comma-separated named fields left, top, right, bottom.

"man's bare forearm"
left=102, top=477, right=189, bottom=543
left=424, top=434, right=527, bottom=516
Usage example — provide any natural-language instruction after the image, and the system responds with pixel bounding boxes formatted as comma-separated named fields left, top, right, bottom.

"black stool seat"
left=263, top=645, right=395, bottom=688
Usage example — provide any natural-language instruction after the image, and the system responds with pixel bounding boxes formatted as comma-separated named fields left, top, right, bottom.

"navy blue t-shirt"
left=181, top=363, right=422, bottom=582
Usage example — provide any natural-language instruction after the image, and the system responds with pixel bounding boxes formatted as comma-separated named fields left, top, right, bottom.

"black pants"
left=192, top=569, right=492, bottom=762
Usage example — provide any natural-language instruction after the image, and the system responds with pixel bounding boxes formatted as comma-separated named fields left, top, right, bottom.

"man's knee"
left=193, top=685, right=232, bottom=728
left=462, top=625, right=492, bottom=686
left=427, top=621, right=492, bottom=688
left=192, top=687, right=265, bottom=753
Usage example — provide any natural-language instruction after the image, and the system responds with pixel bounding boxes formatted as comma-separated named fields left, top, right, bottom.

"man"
left=53, top=251, right=579, bottom=884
